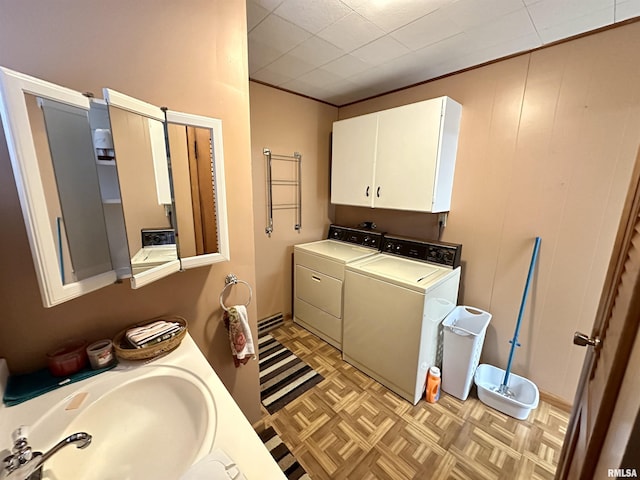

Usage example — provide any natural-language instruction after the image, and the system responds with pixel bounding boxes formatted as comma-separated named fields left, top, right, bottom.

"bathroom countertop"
left=0, top=334, right=286, bottom=479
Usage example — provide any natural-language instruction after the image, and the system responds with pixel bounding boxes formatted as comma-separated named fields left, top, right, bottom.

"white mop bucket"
left=474, top=237, right=541, bottom=420
left=474, top=364, right=539, bottom=420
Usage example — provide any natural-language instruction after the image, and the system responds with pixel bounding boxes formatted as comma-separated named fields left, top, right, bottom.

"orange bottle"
left=426, top=366, right=441, bottom=403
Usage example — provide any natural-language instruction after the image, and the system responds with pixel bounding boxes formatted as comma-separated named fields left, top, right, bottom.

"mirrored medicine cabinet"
left=0, top=66, right=230, bottom=307
left=164, top=110, right=229, bottom=269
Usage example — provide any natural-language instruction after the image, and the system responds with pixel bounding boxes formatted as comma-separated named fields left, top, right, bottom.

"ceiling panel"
left=273, top=0, right=352, bottom=33
left=390, top=8, right=463, bottom=50
left=247, top=0, right=640, bottom=106
left=316, top=12, right=386, bottom=51
left=616, top=0, right=640, bottom=20
left=350, top=35, right=411, bottom=65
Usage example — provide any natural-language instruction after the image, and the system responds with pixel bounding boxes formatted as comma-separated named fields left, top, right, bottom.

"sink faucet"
left=2, top=427, right=92, bottom=480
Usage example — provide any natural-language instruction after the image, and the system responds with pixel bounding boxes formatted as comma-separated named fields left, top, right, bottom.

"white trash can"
left=441, top=306, right=492, bottom=401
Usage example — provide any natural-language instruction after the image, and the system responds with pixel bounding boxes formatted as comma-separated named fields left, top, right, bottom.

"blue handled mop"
left=495, top=236, right=541, bottom=398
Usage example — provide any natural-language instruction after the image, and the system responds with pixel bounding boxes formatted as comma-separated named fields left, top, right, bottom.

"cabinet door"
left=374, top=97, right=444, bottom=212
left=330, top=113, right=378, bottom=207
left=164, top=110, right=230, bottom=270
left=0, top=67, right=116, bottom=307
left=103, top=89, right=181, bottom=289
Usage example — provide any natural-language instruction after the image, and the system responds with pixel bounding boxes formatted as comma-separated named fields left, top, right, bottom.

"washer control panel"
left=382, top=235, right=462, bottom=268
left=327, top=224, right=383, bottom=249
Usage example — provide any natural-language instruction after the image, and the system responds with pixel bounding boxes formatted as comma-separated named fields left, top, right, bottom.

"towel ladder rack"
left=264, top=148, right=302, bottom=237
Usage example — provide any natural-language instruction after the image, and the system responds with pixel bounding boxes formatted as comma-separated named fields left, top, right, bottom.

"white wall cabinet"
left=330, top=96, right=462, bottom=213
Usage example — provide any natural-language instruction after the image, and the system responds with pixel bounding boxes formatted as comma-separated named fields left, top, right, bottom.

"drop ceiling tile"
left=320, top=54, right=372, bottom=77
left=464, top=8, right=538, bottom=49
left=391, top=8, right=462, bottom=50
left=247, top=1, right=270, bottom=31
left=419, top=60, right=462, bottom=81
left=339, top=0, right=371, bottom=10
left=443, top=0, right=529, bottom=30
left=347, top=64, right=404, bottom=92
left=350, top=0, right=456, bottom=32
left=410, top=32, right=475, bottom=66
left=375, top=57, right=432, bottom=87
left=294, top=68, right=344, bottom=89
left=351, top=35, right=411, bottom=66
left=458, top=32, right=542, bottom=68
left=526, top=0, right=614, bottom=30
left=252, top=0, right=286, bottom=12
left=264, top=52, right=317, bottom=78
left=274, top=0, right=352, bottom=34
left=251, top=67, right=294, bottom=86
left=535, top=6, right=615, bottom=43
left=248, top=39, right=283, bottom=73
left=322, top=78, right=360, bottom=94
left=248, top=13, right=312, bottom=54
left=325, top=92, right=360, bottom=105
left=316, top=12, right=386, bottom=51
left=615, top=0, right=640, bottom=20
left=287, top=36, right=345, bottom=67
left=280, top=77, right=330, bottom=98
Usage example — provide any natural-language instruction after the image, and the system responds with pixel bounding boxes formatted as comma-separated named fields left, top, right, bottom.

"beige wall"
left=0, top=0, right=262, bottom=423
left=337, top=22, right=640, bottom=403
left=249, top=82, right=338, bottom=320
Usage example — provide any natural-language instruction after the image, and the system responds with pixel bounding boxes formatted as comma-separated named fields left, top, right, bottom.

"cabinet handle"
left=376, top=186, right=381, bottom=197
left=365, top=186, right=370, bottom=197
left=311, top=275, right=321, bottom=282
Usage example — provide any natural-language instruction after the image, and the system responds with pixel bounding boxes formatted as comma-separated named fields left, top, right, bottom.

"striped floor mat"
left=258, top=332, right=324, bottom=414
left=257, top=426, right=311, bottom=480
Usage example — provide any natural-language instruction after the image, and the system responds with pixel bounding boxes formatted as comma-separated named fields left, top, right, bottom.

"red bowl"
left=46, top=340, right=88, bottom=377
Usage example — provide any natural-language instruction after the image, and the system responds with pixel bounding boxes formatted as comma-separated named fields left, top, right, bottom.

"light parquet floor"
left=253, top=321, right=570, bottom=480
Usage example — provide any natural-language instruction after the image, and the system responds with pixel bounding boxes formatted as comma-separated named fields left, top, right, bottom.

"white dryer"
left=294, top=225, right=383, bottom=349
left=342, top=235, right=462, bottom=405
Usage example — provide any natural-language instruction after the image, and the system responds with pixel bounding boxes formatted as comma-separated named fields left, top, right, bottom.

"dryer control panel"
left=328, top=224, right=383, bottom=249
left=382, top=235, right=462, bottom=268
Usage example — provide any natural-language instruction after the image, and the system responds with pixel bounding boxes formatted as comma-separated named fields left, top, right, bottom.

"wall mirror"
left=165, top=110, right=229, bottom=269
left=0, top=67, right=116, bottom=307
left=104, top=89, right=180, bottom=288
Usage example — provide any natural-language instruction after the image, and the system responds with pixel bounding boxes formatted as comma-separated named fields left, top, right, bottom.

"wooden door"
left=556, top=150, right=640, bottom=479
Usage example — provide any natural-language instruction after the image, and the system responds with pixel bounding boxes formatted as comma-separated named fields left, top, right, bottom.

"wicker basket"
left=113, top=316, right=188, bottom=361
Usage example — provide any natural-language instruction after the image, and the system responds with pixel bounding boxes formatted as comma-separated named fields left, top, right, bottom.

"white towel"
left=226, top=305, right=255, bottom=367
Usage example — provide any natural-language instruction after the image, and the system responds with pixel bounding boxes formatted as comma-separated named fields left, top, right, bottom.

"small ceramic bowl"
left=46, top=339, right=88, bottom=377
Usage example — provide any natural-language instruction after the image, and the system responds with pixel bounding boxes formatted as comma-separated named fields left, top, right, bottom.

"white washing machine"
left=342, top=235, right=462, bottom=405
left=294, top=225, right=383, bottom=349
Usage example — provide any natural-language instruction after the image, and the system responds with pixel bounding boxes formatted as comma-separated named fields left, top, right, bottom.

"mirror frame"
left=165, top=110, right=230, bottom=268
left=103, top=88, right=181, bottom=289
left=0, top=67, right=117, bottom=307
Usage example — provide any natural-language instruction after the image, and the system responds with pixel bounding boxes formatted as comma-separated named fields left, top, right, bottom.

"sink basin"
left=36, top=366, right=216, bottom=480
left=0, top=334, right=286, bottom=480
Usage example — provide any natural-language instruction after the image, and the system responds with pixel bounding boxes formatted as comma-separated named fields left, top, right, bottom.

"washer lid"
left=295, top=240, right=379, bottom=263
left=347, top=254, right=453, bottom=291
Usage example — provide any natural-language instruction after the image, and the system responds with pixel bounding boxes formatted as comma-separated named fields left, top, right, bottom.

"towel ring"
left=219, top=274, right=253, bottom=312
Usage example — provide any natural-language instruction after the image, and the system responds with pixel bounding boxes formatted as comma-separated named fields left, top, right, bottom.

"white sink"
left=35, top=366, right=216, bottom=480
left=0, top=335, right=286, bottom=480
